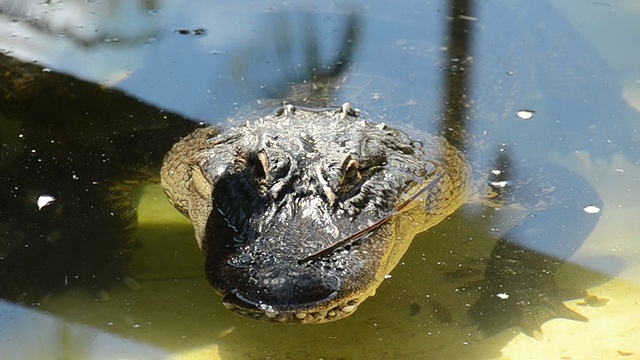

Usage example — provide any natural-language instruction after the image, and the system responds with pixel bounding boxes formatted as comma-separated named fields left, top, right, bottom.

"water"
left=1, top=0, right=639, bottom=359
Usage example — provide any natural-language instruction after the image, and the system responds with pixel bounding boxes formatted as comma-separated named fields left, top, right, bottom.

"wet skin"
left=161, top=103, right=602, bottom=336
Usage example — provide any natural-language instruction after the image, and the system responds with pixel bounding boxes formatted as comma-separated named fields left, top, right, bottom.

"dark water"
left=1, top=0, right=639, bottom=359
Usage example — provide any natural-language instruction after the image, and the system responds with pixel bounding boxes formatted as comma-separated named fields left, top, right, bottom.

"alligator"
left=161, top=102, right=602, bottom=337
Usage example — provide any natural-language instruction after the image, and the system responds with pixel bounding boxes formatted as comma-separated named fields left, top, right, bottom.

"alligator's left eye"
left=256, top=149, right=268, bottom=185
left=252, top=149, right=292, bottom=197
left=339, top=156, right=360, bottom=187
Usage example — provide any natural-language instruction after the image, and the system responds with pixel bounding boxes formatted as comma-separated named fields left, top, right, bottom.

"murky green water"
left=1, top=0, right=639, bottom=359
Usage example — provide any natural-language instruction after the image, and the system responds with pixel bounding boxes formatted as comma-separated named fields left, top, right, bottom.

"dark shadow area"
left=0, top=53, right=201, bottom=301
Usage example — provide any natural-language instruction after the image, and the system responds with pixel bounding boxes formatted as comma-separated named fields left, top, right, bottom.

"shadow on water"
left=0, top=0, right=639, bottom=359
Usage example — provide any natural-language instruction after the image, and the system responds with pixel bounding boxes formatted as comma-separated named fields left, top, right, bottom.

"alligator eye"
left=339, top=156, right=360, bottom=187
left=255, top=149, right=269, bottom=184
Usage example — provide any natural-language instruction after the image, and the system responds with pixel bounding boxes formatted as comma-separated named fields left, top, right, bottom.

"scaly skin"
left=161, top=103, right=601, bottom=333
left=162, top=103, right=471, bottom=323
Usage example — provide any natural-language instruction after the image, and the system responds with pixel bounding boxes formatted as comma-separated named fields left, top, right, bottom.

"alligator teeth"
left=222, top=302, right=236, bottom=310
left=295, top=312, right=308, bottom=319
left=223, top=299, right=362, bottom=322
left=340, top=305, right=357, bottom=313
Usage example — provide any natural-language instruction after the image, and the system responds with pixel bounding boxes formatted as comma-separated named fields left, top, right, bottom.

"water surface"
left=1, top=0, right=639, bottom=359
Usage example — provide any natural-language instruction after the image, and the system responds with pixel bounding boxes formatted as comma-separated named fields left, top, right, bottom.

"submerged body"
left=162, top=103, right=471, bottom=322
left=161, top=103, right=601, bottom=335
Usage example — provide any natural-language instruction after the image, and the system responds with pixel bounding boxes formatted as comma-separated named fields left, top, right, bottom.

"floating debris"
left=458, top=14, right=478, bottom=21
left=617, top=350, right=634, bottom=357
left=583, top=205, right=601, bottom=214
left=577, top=294, right=609, bottom=307
left=36, top=195, right=56, bottom=210
left=174, top=28, right=208, bottom=36
left=515, top=109, right=535, bottom=120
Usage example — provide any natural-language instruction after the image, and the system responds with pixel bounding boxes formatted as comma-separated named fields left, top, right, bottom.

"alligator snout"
left=224, top=263, right=342, bottom=310
left=215, top=251, right=368, bottom=323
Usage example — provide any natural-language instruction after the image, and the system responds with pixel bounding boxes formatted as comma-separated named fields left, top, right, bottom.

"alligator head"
left=161, top=103, right=470, bottom=323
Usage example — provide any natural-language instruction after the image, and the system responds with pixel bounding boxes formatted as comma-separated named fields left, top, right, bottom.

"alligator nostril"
left=228, top=270, right=341, bottom=310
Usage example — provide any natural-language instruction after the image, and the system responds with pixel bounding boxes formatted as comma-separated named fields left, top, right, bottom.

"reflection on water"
left=0, top=0, right=172, bottom=85
left=1, top=0, right=640, bottom=359
left=0, top=301, right=169, bottom=359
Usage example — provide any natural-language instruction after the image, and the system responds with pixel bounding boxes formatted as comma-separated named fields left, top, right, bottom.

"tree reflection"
left=229, top=10, right=363, bottom=107
left=440, top=0, right=475, bottom=153
left=438, top=0, right=603, bottom=338
left=0, top=0, right=164, bottom=48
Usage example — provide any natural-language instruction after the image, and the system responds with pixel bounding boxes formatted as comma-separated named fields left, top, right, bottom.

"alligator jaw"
left=220, top=292, right=367, bottom=324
